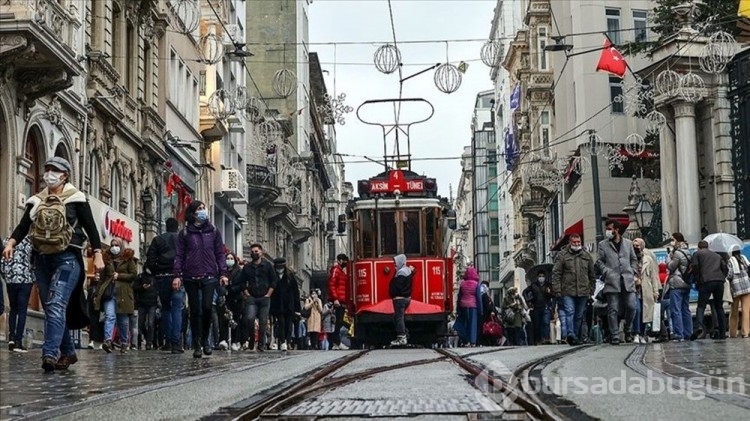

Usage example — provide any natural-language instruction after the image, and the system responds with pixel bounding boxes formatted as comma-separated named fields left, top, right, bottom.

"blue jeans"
left=34, top=251, right=82, bottom=358
left=7, top=283, right=33, bottom=343
left=559, top=296, right=588, bottom=341
left=531, top=307, right=551, bottom=344
left=102, top=297, right=129, bottom=344
left=156, top=275, right=184, bottom=346
left=669, top=288, right=693, bottom=340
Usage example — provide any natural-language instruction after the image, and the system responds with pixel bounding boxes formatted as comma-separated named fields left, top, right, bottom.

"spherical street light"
left=434, top=63, right=462, bottom=94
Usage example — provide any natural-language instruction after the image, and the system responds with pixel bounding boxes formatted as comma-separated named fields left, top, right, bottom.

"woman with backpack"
left=2, top=157, right=104, bottom=372
left=173, top=200, right=229, bottom=358
left=96, top=239, right=137, bottom=353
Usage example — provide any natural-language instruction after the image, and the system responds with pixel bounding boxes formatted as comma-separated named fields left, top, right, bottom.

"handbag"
left=482, top=315, right=503, bottom=338
left=100, top=281, right=115, bottom=301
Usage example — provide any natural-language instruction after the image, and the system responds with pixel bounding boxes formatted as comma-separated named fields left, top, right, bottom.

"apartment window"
left=144, top=43, right=153, bottom=106
left=540, top=111, right=551, bottom=154
left=125, top=23, right=135, bottom=93
left=327, top=207, right=336, bottom=223
left=490, top=218, right=499, bottom=247
left=489, top=183, right=499, bottom=211
left=111, top=168, right=121, bottom=208
left=609, top=76, right=624, bottom=114
left=633, top=10, right=648, bottom=42
left=606, top=8, right=621, bottom=45
left=537, top=26, right=549, bottom=71
left=487, top=149, right=498, bottom=178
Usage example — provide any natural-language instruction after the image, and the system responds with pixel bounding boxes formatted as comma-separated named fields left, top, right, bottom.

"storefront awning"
left=551, top=219, right=584, bottom=251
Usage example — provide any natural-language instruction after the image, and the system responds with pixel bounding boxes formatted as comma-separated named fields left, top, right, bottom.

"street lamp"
left=635, top=199, right=654, bottom=233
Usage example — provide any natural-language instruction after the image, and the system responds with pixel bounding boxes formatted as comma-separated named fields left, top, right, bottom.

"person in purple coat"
left=173, top=200, right=229, bottom=358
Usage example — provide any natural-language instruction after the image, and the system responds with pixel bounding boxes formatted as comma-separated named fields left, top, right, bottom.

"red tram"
left=345, top=168, right=456, bottom=347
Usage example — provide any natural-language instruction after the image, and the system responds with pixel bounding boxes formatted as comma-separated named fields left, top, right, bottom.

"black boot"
left=203, top=340, right=212, bottom=356
left=192, top=339, right=202, bottom=358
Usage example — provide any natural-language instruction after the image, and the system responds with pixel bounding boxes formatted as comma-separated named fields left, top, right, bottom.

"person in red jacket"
left=328, top=253, right=349, bottom=349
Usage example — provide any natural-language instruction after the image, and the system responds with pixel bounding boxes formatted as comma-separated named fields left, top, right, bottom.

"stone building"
left=244, top=0, right=342, bottom=292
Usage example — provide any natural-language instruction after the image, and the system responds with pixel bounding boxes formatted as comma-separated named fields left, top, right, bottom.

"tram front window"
left=403, top=211, right=421, bottom=255
left=379, top=211, right=398, bottom=255
left=360, top=210, right=375, bottom=258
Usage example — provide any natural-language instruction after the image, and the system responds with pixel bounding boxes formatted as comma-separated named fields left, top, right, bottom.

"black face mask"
left=340, top=262, right=347, bottom=269
left=251, top=252, right=261, bottom=260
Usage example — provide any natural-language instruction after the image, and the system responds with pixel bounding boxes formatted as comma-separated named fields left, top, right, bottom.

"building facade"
left=244, top=0, right=341, bottom=292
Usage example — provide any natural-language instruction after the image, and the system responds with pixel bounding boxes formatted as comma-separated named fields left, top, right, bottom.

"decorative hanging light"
left=434, top=63, right=462, bottom=94
left=272, top=68, right=297, bottom=97
left=572, top=155, right=591, bottom=176
left=198, top=33, right=224, bottom=65
left=606, top=145, right=628, bottom=171
left=373, top=44, right=401, bottom=74
left=625, top=133, right=646, bottom=156
left=655, top=69, right=681, bottom=97
left=644, top=110, right=667, bottom=135
left=480, top=40, right=503, bottom=67
left=317, top=93, right=354, bottom=125
left=171, top=0, right=200, bottom=35
left=699, top=43, right=727, bottom=74
left=243, top=96, right=264, bottom=123
left=257, top=119, right=282, bottom=144
left=678, top=72, right=705, bottom=103
left=708, top=31, right=739, bottom=63
left=207, top=89, right=236, bottom=120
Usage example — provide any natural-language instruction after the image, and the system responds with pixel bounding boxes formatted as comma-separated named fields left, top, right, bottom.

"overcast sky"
left=309, top=0, right=497, bottom=199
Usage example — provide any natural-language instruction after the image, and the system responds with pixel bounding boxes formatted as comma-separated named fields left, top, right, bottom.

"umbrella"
left=526, top=264, right=554, bottom=281
left=703, top=233, right=744, bottom=253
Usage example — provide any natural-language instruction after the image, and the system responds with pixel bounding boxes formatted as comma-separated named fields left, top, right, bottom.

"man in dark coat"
left=270, top=258, right=301, bottom=351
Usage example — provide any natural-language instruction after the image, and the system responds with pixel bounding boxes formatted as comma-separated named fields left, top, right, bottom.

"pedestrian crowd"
left=449, top=219, right=750, bottom=348
left=0, top=158, right=352, bottom=372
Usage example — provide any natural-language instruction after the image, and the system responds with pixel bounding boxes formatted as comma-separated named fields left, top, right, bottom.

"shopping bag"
left=651, top=302, right=661, bottom=333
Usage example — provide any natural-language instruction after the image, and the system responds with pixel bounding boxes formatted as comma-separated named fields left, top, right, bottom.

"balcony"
left=221, top=168, right=248, bottom=203
left=246, top=164, right=279, bottom=208
left=520, top=188, right=547, bottom=221
left=0, top=0, right=84, bottom=101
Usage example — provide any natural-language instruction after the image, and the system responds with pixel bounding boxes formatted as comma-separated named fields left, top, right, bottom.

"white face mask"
left=537, top=277, right=545, bottom=283
left=43, top=171, right=64, bottom=188
left=571, top=245, right=582, bottom=252
left=605, top=230, right=615, bottom=240
left=226, top=259, right=235, bottom=268
left=110, top=246, right=121, bottom=256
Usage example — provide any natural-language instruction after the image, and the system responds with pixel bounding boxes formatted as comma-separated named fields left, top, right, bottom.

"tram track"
left=212, top=345, right=593, bottom=420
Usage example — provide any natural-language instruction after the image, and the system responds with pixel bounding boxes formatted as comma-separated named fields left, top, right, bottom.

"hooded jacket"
left=459, top=268, right=480, bottom=309
left=389, top=254, right=414, bottom=298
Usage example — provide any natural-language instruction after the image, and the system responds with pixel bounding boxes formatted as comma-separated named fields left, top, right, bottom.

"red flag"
left=596, top=39, right=627, bottom=78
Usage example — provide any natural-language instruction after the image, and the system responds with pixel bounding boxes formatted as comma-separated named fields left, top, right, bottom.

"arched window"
left=89, top=155, right=100, bottom=198
left=24, top=127, right=42, bottom=197
left=111, top=167, right=121, bottom=208
left=54, top=143, right=69, bottom=160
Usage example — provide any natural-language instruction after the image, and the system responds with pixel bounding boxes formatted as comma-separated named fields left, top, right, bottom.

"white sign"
left=87, top=197, right=141, bottom=258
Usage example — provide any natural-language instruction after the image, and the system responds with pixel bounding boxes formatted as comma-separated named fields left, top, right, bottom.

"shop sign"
left=87, top=197, right=141, bottom=258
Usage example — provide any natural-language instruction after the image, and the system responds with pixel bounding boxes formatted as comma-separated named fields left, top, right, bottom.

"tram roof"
left=350, top=198, right=444, bottom=210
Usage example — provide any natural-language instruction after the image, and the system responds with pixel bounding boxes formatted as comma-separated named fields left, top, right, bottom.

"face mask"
left=43, top=171, right=64, bottom=188
left=537, top=277, right=545, bottom=283
left=276, top=268, right=285, bottom=275
left=226, top=259, right=235, bottom=268
left=110, top=246, right=121, bottom=256
left=340, top=262, right=347, bottom=269
left=605, top=230, right=614, bottom=240
left=571, top=245, right=582, bottom=252
left=250, top=252, right=260, bottom=260
left=195, top=209, right=208, bottom=222
left=634, top=247, right=641, bottom=253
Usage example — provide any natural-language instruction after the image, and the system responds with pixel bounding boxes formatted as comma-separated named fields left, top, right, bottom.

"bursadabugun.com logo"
left=474, top=360, right=746, bottom=414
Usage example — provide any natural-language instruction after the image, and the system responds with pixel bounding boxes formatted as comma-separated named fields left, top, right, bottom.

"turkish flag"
left=596, top=39, right=627, bottom=78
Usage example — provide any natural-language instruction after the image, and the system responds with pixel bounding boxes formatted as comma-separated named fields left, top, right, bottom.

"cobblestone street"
left=0, top=347, right=307, bottom=420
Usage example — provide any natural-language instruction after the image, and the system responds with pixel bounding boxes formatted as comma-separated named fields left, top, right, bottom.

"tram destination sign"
left=369, top=170, right=424, bottom=193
